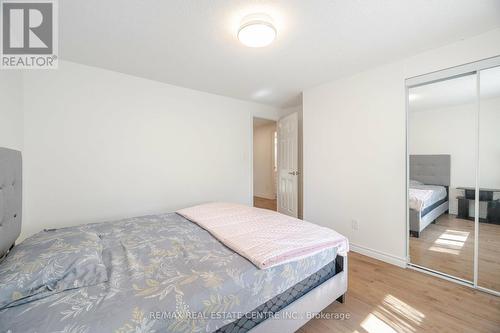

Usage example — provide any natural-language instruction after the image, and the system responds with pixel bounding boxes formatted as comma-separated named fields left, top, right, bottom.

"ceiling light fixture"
left=238, top=14, right=276, bottom=48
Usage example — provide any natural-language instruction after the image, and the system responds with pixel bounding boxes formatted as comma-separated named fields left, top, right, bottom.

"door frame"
left=404, top=55, right=500, bottom=297
left=250, top=115, right=279, bottom=206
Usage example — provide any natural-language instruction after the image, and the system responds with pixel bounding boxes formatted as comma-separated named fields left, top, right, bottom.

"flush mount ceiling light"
left=238, top=14, right=276, bottom=47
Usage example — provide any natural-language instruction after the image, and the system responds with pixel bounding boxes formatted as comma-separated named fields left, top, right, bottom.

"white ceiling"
left=60, top=1, right=500, bottom=108
left=409, top=66, right=500, bottom=112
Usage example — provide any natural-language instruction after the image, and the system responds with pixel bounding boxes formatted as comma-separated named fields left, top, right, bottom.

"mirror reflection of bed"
left=407, top=154, right=477, bottom=281
left=409, top=181, right=500, bottom=286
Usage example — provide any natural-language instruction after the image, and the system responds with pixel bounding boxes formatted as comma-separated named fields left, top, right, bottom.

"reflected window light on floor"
left=428, top=246, right=461, bottom=255
left=428, top=229, right=470, bottom=255
left=361, top=313, right=400, bottom=333
left=383, top=294, right=425, bottom=324
left=360, top=294, right=425, bottom=333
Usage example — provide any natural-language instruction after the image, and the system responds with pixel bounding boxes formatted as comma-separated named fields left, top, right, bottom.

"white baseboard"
left=350, top=243, right=407, bottom=268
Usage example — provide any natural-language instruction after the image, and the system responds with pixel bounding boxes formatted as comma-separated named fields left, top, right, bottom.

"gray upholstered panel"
left=410, top=154, right=450, bottom=186
left=0, top=147, right=22, bottom=258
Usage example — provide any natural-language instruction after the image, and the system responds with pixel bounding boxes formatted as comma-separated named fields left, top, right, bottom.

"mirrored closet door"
left=478, top=65, right=500, bottom=292
left=408, top=73, right=477, bottom=282
left=407, top=56, right=500, bottom=295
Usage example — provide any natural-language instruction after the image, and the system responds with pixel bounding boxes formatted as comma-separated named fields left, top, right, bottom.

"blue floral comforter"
left=0, top=213, right=337, bottom=333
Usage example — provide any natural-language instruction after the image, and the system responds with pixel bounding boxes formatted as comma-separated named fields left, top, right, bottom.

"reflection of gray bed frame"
left=0, top=146, right=347, bottom=332
left=409, top=155, right=450, bottom=238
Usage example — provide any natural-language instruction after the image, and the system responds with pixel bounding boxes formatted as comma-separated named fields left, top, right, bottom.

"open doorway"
left=253, top=117, right=277, bottom=211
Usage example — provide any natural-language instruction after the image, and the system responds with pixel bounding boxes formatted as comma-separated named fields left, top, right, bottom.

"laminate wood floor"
left=298, top=252, right=500, bottom=333
left=253, top=196, right=277, bottom=211
left=410, top=214, right=500, bottom=290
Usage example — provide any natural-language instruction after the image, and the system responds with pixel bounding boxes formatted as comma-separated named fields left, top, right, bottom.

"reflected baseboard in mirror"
left=410, top=213, right=500, bottom=290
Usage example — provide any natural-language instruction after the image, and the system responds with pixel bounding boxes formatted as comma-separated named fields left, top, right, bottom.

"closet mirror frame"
left=405, top=55, right=500, bottom=297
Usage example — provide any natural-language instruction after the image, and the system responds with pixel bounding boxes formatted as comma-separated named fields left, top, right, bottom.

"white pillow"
left=409, top=179, right=423, bottom=186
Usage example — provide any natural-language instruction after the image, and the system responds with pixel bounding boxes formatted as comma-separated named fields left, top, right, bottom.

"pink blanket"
left=176, top=202, right=348, bottom=269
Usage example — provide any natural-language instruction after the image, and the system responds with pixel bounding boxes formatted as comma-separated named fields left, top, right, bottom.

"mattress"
left=217, top=258, right=338, bottom=332
left=409, top=184, right=447, bottom=212
left=421, top=198, right=448, bottom=217
left=0, top=213, right=342, bottom=333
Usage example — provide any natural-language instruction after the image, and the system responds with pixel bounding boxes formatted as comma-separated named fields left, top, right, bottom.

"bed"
left=0, top=147, right=348, bottom=333
left=409, top=154, right=450, bottom=237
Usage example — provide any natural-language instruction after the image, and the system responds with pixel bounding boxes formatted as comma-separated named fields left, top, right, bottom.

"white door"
left=277, top=112, right=299, bottom=217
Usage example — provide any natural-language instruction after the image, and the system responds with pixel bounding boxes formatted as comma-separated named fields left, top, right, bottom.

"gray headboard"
left=0, top=147, right=22, bottom=258
left=410, top=154, right=450, bottom=186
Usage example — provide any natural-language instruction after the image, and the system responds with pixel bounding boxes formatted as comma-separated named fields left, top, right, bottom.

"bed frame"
left=0, top=146, right=347, bottom=333
left=251, top=255, right=347, bottom=332
left=409, top=154, right=450, bottom=238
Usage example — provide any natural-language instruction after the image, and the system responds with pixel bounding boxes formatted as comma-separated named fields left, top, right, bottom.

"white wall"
left=410, top=97, right=500, bottom=217
left=0, top=72, right=23, bottom=151
left=253, top=123, right=277, bottom=199
left=303, top=28, right=500, bottom=266
left=20, top=61, right=278, bottom=240
left=479, top=97, right=500, bottom=191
